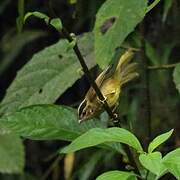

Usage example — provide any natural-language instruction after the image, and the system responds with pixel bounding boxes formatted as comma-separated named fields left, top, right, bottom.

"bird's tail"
left=115, top=49, right=139, bottom=86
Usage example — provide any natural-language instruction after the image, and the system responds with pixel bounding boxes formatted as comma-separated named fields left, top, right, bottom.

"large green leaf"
left=94, top=0, right=147, bottom=68
left=96, top=170, right=137, bottom=180
left=162, top=148, right=180, bottom=179
left=0, top=133, right=24, bottom=173
left=148, top=129, right=173, bottom=153
left=0, top=105, right=125, bottom=154
left=0, top=33, right=94, bottom=115
left=173, top=63, right=180, bottom=94
left=61, top=127, right=143, bottom=153
left=139, top=152, right=166, bottom=178
left=0, top=105, right=104, bottom=141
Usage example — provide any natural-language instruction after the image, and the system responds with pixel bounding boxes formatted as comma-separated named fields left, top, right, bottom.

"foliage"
left=94, top=0, right=147, bottom=68
left=0, top=0, right=179, bottom=179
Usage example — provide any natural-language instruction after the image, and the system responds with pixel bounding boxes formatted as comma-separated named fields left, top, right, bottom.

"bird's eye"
left=78, top=100, right=87, bottom=117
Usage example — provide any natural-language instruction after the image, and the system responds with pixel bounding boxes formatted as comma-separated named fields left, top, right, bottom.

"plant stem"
left=148, top=63, right=179, bottom=70
left=140, top=23, right=152, bottom=149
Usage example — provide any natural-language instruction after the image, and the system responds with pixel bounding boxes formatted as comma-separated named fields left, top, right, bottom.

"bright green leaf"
left=24, top=11, right=49, bottom=24
left=50, top=18, right=62, bottom=31
left=173, top=63, right=180, bottom=94
left=0, top=133, right=24, bottom=173
left=96, top=170, right=137, bottom=180
left=61, top=127, right=143, bottom=154
left=0, top=105, right=104, bottom=141
left=148, top=129, right=174, bottom=153
left=139, top=152, right=166, bottom=177
left=162, top=148, right=180, bottom=179
left=94, top=0, right=147, bottom=68
left=0, top=33, right=94, bottom=115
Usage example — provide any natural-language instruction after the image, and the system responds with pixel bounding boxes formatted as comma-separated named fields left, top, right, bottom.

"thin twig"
left=148, top=63, right=179, bottom=70
left=140, top=23, right=152, bottom=148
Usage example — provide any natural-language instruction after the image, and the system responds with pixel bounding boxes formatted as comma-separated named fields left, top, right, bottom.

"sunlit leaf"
left=148, top=129, right=173, bottom=153
left=50, top=18, right=62, bottom=31
left=139, top=152, right=166, bottom=177
left=61, top=127, right=143, bottom=153
left=96, top=170, right=137, bottom=180
left=162, top=148, right=180, bottom=179
left=24, top=11, right=49, bottom=24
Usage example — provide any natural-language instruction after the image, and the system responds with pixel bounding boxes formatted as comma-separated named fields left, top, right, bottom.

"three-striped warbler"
left=78, top=49, right=139, bottom=123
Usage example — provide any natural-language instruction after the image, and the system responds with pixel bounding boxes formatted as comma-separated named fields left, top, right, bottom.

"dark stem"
left=140, top=24, right=152, bottom=148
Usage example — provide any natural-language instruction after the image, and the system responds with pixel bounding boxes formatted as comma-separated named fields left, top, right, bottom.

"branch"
left=139, top=23, right=152, bottom=149
left=148, top=63, right=179, bottom=70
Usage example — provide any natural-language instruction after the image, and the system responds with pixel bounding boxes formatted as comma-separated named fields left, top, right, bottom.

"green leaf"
left=162, top=148, right=180, bottom=179
left=24, top=11, right=50, bottom=24
left=173, top=63, right=180, bottom=94
left=61, top=127, right=143, bottom=153
left=50, top=18, right=63, bottom=31
left=0, top=105, right=104, bottom=141
left=0, top=32, right=94, bottom=115
left=94, top=0, right=147, bottom=68
left=0, top=133, right=24, bottom=173
left=139, top=152, right=166, bottom=177
left=148, top=129, right=174, bottom=153
left=96, top=170, right=137, bottom=180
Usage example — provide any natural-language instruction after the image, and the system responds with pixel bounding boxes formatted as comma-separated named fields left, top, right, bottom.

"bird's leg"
left=111, top=103, right=119, bottom=123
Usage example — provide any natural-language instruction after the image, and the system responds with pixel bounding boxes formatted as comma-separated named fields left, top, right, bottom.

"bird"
left=78, top=49, right=139, bottom=123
